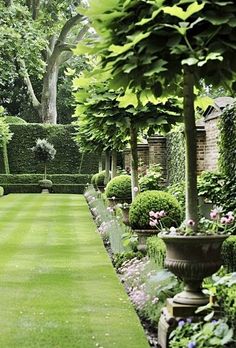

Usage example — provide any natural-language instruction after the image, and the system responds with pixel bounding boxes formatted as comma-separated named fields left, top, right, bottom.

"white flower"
left=169, top=226, right=177, bottom=234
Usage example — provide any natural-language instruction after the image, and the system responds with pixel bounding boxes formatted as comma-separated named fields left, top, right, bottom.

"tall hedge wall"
left=0, top=124, right=99, bottom=174
left=219, top=103, right=236, bottom=211
left=166, top=131, right=185, bottom=185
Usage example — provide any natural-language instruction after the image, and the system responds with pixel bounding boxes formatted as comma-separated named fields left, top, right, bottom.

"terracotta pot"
left=159, top=234, right=228, bottom=305
left=133, top=229, right=158, bottom=252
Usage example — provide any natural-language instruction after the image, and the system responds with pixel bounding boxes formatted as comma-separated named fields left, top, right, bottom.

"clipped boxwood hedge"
left=129, top=190, right=182, bottom=230
left=0, top=174, right=91, bottom=194
left=0, top=124, right=99, bottom=174
left=96, top=171, right=106, bottom=187
left=105, top=175, right=131, bottom=199
left=222, top=236, right=236, bottom=272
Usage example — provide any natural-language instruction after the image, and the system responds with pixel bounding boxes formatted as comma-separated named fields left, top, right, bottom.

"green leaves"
left=162, top=2, right=205, bottom=21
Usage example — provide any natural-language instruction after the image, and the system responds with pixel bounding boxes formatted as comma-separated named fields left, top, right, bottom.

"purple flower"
left=188, top=342, right=196, bottom=348
left=178, top=320, right=185, bottom=327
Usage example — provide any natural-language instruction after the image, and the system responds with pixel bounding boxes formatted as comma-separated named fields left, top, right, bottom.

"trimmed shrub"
left=0, top=124, right=99, bottom=174
left=91, top=173, right=99, bottom=188
left=0, top=186, right=4, bottom=196
left=5, top=116, right=27, bottom=124
left=219, top=103, right=236, bottom=211
left=0, top=174, right=91, bottom=194
left=38, top=179, right=53, bottom=189
left=0, top=174, right=91, bottom=184
left=146, top=236, right=166, bottom=268
left=105, top=175, right=131, bottom=199
left=222, top=236, right=236, bottom=272
left=95, top=171, right=106, bottom=187
left=129, top=190, right=182, bottom=230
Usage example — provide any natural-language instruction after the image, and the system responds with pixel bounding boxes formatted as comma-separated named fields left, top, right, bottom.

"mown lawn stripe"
left=0, top=194, right=149, bottom=348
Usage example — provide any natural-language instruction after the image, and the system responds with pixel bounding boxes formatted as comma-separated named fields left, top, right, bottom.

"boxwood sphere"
left=129, top=190, right=182, bottom=230
left=105, top=175, right=132, bottom=199
left=95, top=171, right=106, bottom=187
left=91, top=173, right=99, bottom=187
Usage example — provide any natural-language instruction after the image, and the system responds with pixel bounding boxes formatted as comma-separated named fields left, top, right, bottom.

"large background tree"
left=0, top=0, right=89, bottom=124
left=82, top=0, right=236, bottom=229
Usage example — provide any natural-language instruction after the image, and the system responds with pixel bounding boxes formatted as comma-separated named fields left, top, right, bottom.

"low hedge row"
left=2, top=184, right=86, bottom=194
left=0, top=174, right=92, bottom=194
left=0, top=174, right=92, bottom=184
left=222, top=236, right=236, bottom=272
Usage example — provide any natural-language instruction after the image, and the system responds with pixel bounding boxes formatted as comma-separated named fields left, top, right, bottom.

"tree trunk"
left=44, top=163, right=47, bottom=180
left=98, top=155, right=103, bottom=172
left=130, top=122, right=139, bottom=201
left=2, top=141, right=10, bottom=174
left=183, top=66, right=198, bottom=230
left=79, top=152, right=84, bottom=174
left=111, top=149, right=117, bottom=179
left=104, top=150, right=110, bottom=185
left=41, top=63, right=59, bottom=124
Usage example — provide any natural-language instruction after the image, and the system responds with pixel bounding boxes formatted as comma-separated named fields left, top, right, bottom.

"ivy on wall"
left=166, top=130, right=185, bottom=185
left=0, top=124, right=99, bottom=174
left=219, top=103, right=236, bottom=211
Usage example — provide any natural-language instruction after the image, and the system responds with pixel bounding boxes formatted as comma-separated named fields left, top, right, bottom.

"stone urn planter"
left=159, top=233, right=228, bottom=305
left=97, top=185, right=105, bottom=193
left=133, top=229, right=158, bottom=252
left=38, top=179, right=53, bottom=194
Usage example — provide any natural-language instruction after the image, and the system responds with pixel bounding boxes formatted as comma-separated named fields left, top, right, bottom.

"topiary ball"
left=129, top=190, right=182, bottom=230
left=105, top=175, right=132, bottom=200
left=0, top=186, right=4, bottom=196
left=38, top=179, right=53, bottom=189
left=95, top=171, right=106, bottom=187
left=91, top=173, right=99, bottom=188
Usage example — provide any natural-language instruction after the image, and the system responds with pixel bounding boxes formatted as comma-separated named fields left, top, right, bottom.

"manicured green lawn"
left=0, top=194, right=149, bottom=348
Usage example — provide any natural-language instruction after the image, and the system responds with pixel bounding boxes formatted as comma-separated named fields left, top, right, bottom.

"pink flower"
left=187, top=219, right=195, bottom=227
left=210, top=209, right=219, bottom=220
left=149, top=211, right=156, bottom=217
left=133, top=186, right=139, bottom=192
left=220, top=216, right=228, bottom=224
left=149, top=220, right=157, bottom=227
left=159, top=210, right=166, bottom=218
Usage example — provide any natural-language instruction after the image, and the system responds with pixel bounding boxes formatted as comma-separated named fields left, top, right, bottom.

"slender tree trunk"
left=130, top=122, right=139, bottom=201
left=32, top=0, right=40, bottom=20
left=98, top=155, right=103, bottom=172
left=111, top=149, right=117, bottom=179
left=104, top=150, right=110, bottom=185
left=79, top=152, right=84, bottom=174
left=2, top=142, right=10, bottom=174
left=44, top=163, right=47, bottom=180
left=41, top=63, right=59, bottom=124
left=183, top=66, right=198, bottom=230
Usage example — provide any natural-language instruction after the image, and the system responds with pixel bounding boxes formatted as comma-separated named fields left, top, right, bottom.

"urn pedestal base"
left=158, top=298, right=212, bottom=348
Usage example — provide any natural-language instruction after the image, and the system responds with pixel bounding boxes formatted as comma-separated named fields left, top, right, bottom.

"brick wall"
left=204, top=116, right=219, bottom=171
left=123, top=116, right=220, bottom=180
